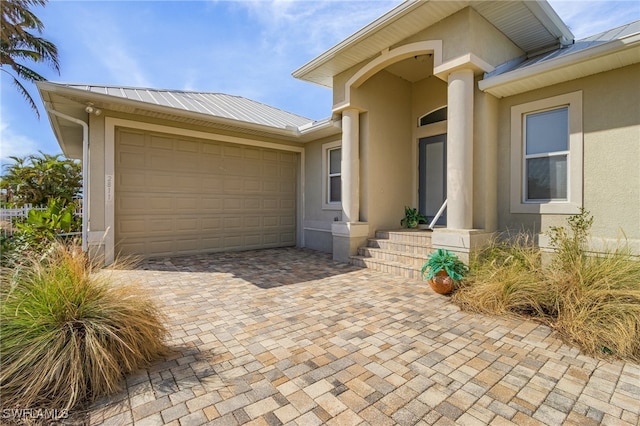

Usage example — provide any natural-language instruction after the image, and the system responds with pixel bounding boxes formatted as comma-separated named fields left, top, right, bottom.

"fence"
left=0, top=203, right=82, bottom=237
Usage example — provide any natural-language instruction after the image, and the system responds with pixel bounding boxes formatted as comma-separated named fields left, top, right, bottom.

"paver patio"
left=90, top=248, right=639, bottom=425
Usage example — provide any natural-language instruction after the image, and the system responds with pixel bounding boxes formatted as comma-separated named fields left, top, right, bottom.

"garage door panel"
left=119, top=172, right=145, bottom=188
left=223, top=198, right=243, bottom=210
left=115, top=128, right=297, bottom=258
left=149, top=135, right=173, bottom=150
left=244, top=198, right=260, bottom=209
left=202, top=198, right=223, bottom=210
left=201, top=177, right=223, bottom=192
left=120, top=131, right=146, bottom=147
left=119, top=152, right=146, bottom=168
left=263, top=151, right=278, bottom=161
left=223, top=217, right=243, bottom=228
left=176, top=198, right=199, bottom=211
left=176, top=140, right=199, bottom=153
left=224, top=145, right=242, bottom=157
left=202, top=143, right=221, bottom=155
left=224, top=178, right=243, bottom=192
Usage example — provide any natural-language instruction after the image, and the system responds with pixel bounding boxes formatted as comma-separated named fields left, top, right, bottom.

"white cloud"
left=548, top=1, right=640, bottom=39
left=233, top=0, right=402, bottom=57
left=68, top=8, right=152, bottom=87
left=0, top=119, right=40, bottom=167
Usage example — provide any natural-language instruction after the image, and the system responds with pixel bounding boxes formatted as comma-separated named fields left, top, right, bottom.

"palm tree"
left=1, top=0, right=59, bottom=118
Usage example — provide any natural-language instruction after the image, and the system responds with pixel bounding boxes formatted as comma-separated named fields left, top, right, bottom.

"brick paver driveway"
left=92, top=248, right=639, bottom=425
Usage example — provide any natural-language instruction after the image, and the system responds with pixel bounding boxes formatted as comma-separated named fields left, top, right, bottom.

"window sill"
left=322, top=203, right=342, bottom=211
left=510, top=201, right=581, bottom=215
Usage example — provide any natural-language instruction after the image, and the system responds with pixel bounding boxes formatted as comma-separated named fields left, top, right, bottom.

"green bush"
left=1, top=199, right=81, bottom=268
left=453, top=210, right=640, bottom=362
left=0, top=243, right=168, bottom=410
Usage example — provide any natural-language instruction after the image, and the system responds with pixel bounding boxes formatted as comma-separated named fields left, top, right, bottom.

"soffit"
left=292, top=0, right=573, bottom=88
left=37, top=83, right=338, bottom=157
left=479, top=23, right=640, bottom=98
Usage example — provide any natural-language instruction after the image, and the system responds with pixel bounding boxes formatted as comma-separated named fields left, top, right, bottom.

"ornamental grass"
left=453, top=210, right=640, bottom=362
left=0, top=243, right=168, bottom=411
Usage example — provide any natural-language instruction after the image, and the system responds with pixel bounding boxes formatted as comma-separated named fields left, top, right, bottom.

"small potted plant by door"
left=401, top=206, right=427, bottom=229
left=420, top=249, right=468, bottom=295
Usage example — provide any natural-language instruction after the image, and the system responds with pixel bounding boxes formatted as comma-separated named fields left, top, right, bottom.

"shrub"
left=1, top=199, right=81, bottom=268
left=0, top=243, right=168, bottom=410
left=453, top=233, right=556, bottom=318
left=453, top=210, right=640, bottom=362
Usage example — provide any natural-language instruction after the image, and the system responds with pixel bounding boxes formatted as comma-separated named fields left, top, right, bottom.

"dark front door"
left=418, top=134, right=447, bottom=226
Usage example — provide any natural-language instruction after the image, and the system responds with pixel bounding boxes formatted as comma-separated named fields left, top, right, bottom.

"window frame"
left=510, top=91, right=583, bottom=214
left=322, top=140, right=342, bottom=210
left=523, top=106, right=569, bottom=202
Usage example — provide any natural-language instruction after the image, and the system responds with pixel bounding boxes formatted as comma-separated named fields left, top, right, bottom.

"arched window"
left=419, top=107, right=447, bottom=127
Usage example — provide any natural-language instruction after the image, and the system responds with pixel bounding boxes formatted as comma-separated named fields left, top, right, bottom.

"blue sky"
left=1, top=0, right=639, bottom=165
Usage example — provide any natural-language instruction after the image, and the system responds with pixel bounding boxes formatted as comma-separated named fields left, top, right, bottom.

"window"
left=510, top=92, right=582, bottom=214
left=328, top=148, right=341, bottom=203
left=524, top=107, right=568, bottom=201
left=419, top=107, right=447, bottom=127
left=322, top=141, right=341, bottom=209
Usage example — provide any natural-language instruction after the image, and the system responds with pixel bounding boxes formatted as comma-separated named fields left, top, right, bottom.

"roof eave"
left=291, top=0, right=423, bottom=86
left=524, top=0, right=574, bottom=46
left=479, top=33, right=640, bottom=98
left=292, top=1, right=575, bottom=87
left=297, top=117, right=341, bottom=142
left=38, top=82, right=308, bottom=141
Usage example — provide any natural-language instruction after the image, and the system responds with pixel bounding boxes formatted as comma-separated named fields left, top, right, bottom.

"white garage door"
left=115, top=128, right=297, bottom=258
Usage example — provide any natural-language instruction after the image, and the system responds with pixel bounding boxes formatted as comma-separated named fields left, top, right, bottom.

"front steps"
left=351, top=229, right=433, bottom=280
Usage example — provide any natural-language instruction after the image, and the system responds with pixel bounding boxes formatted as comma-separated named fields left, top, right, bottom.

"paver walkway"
left=91, top=248, right=639, bottom=426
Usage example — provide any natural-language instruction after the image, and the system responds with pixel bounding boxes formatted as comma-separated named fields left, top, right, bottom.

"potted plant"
left=420, top=249, right=468, bottom=294
left=400, top=206, right=427, bottom=229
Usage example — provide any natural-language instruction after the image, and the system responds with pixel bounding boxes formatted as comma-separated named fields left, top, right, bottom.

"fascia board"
left=524, top=1, right=574, bottom=44
left=479, top=32, right=640, bottom=96
left=291, top=1, right=422, bottom=81
left=38, top=83, right=305, bottom=140
left=297, top=118, right=341, bottom=143
left=37, top=82, right=78, bottom=157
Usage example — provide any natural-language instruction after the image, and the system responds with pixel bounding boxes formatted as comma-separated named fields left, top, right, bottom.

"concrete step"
left=351, top=256, right=424, bottom=281
left=357, top=246, right=427, bottom=268
left=366, top=238, right=432, bottom=256
left=375, top=229, right=432, bottom=245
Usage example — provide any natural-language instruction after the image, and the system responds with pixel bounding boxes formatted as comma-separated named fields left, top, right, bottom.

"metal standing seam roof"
left=63, top=84, right=314, bottom=130
left=485, top=20, right=640, bottom=78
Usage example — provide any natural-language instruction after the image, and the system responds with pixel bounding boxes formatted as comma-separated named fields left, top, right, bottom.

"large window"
left=524, top=107, right=568, bottom=201
left=510, top=92, right=582, bottom=214
left=322, top=141, right=341, bottom=209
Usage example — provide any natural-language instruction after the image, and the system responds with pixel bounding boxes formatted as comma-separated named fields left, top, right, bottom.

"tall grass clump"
left=0, top=243, right=168, bottom=411
left=547, top=210, right=640, bottom=361
left=453, top=232, right=557, bottom=318
left=453, top=209, right=640, bottom=362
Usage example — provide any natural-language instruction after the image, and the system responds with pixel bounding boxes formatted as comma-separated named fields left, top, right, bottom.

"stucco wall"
left=333, top=7, right=523, bottom=107
left=496, top=63, right=640, bottom=246
left=411, top=76, right=448, bottom=126
left=355, top=71, right=414, bottom=232
left=303, top=137, right=342, bottom=252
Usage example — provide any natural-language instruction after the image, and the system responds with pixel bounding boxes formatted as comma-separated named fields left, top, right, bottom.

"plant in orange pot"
left=420, top=249, right=468, bottom=295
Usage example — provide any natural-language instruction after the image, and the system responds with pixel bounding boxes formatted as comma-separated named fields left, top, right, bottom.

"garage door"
left=115, top=128, right=297, bottom=257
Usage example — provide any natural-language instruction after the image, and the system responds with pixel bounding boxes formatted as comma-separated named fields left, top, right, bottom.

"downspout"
left=43, top=104, right=89, bottom=252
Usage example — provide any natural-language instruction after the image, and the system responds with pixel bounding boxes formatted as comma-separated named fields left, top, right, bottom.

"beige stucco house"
left=39, top=0, right=640, bottom=268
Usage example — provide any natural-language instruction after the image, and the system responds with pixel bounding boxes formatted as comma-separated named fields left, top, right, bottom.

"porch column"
left=332, top=107, right=368, bottom=262
left=341, top=108, right=360, bottom=222
left=447, top=68, right=474, bottom=230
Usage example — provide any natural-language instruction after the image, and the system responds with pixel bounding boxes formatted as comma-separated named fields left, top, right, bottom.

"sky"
left=1, top=0, right=639, bottom=166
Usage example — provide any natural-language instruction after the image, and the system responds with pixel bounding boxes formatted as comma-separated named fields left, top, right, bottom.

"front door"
left=418, top=134, right=446, bottom=226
